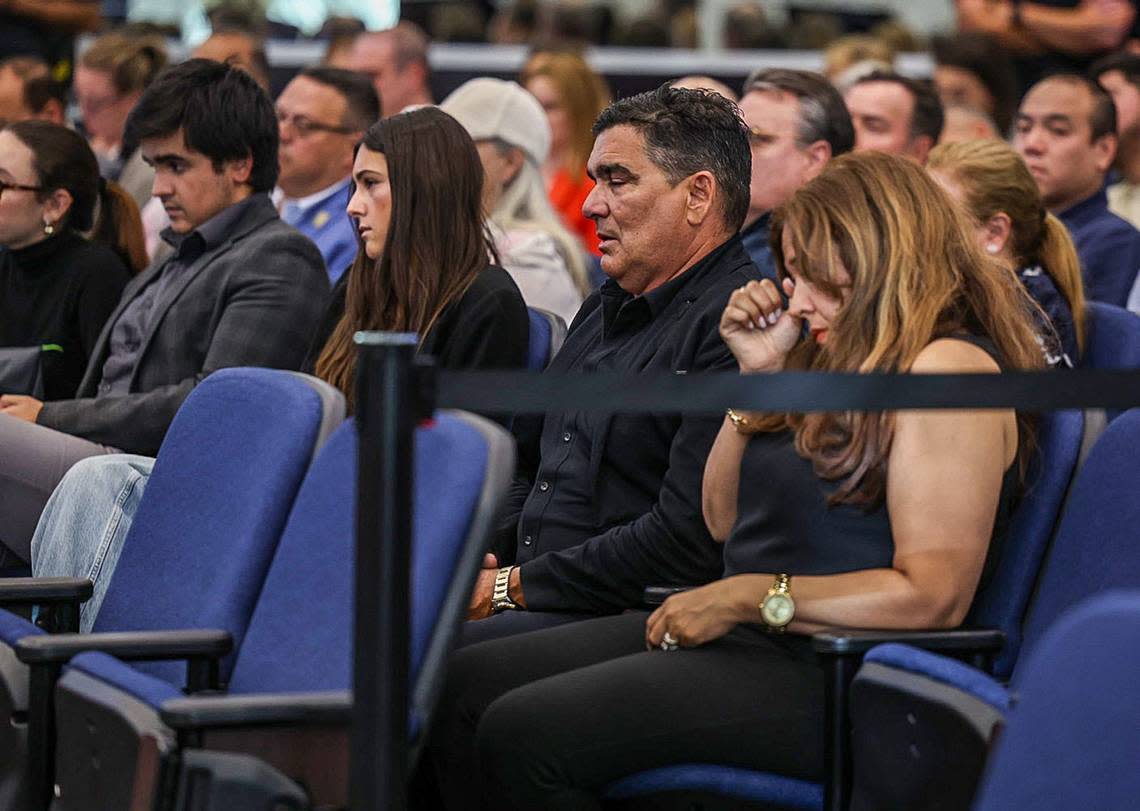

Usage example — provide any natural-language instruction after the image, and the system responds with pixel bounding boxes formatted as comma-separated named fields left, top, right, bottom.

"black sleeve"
left=302, top=273, right=348, bottom=374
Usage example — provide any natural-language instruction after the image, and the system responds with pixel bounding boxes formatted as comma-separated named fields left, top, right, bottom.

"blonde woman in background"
left=521, top=50, right=610, bottom=257
left=928, top=138, right=1086, bottom=366
left=73, top=31, right=167, bottom=209
left=443, top=77, right=590, bottom=323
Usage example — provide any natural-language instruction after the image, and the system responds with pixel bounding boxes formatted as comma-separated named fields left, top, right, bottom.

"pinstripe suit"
left=0, top=194, right=328, bottom=562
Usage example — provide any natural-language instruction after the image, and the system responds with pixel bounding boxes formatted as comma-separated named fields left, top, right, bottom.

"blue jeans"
left=30, top=455, right=154, bottom=633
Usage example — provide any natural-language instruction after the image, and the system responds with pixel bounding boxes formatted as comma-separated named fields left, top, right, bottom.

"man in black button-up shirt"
left=465, top=85, right=762, bottom=641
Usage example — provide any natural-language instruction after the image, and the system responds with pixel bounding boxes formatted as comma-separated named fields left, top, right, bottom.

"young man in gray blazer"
left=0, top=59, right=329, bottom=563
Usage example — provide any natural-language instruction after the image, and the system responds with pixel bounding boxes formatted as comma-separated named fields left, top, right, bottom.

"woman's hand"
left=645, top=578, right=755, bottom=650
left=719, top=278, right=803, bottom=374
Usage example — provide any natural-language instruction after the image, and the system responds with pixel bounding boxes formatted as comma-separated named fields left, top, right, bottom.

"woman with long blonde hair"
left=928, top=138, right=1085, bottom=366
left=520, top=49, right=610, bottom=257
left=424, top=152, right=1044, bottom=809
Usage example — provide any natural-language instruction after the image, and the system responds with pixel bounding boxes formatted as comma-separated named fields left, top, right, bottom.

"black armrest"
left=811, top=628, right=1005, bottom=658
left=161, top=691, right=351, bottom=731
left=0, top=577, right=92, bottom=607
left=642, top=586, right=692, bottom=606
left=14, top=628, right=232, bottom=666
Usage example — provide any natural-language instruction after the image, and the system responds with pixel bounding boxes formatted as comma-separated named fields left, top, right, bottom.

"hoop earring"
left=43, top=221, right=54, bottom=236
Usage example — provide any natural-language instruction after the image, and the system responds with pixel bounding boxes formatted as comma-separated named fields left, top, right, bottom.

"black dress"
left=422, top=337, right=1021, bottom=811
left=0, top=231, right=131, bottom=400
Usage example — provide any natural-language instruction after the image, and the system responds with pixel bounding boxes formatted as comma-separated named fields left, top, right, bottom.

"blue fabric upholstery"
left=91, top=368, right=326, bottom=685
left=964, top=410, right=1084, bottom=678
left=1082, top=302, right=1140, bottom=369
left=603, top=764, right=823, bottom=809
left=1015, top=408, right=1140, bottom=663
left=66, top=651, right=181, bottom=709
left=0, top=610, right=42, bottom=647
left=226, top=413, right=488, bottom=694
left=862, top=644, right=1012, bottom=713
left=526, top=307, right=552, bottom=371
left=973, top=591, right=1140, bottom=811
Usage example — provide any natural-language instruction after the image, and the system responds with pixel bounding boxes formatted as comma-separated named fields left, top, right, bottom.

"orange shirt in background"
left=549, top=168, right=601, bottom=256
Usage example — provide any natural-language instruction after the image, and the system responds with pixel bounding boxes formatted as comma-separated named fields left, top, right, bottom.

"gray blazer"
left=38, top=195, right=330, bottom=454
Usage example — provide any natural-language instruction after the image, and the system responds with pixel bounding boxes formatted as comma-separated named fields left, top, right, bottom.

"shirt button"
left=523, top=535, right=533, bottom=546
left=562, top=432, right=572, bottom=442
left=538, top=480, right=550, bottom=492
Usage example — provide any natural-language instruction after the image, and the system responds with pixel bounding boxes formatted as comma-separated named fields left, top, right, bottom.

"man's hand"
left=0, top=394, right=43, bottom=423
left=467, top=553, right=499, bottom=620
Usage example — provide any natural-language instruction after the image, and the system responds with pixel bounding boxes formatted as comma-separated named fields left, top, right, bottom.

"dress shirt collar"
left=160, top=192, right=266, bottom=258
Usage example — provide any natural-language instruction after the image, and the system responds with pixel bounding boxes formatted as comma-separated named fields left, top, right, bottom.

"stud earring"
left=43, top=220, right=54, bottom=236
left=985, top=243, right=999, bottom=254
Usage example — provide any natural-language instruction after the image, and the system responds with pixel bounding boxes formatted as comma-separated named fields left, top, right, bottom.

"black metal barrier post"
left=354, top=332, right=418, bottom=811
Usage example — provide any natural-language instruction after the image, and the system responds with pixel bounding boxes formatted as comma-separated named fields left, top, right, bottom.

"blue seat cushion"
left=526, top=308, right=552, bottom=371
left=603, top=764, right=823, bottom=809
left=863, top=643, right=1013, bottom=713
left=0, top=610, right=42, bottom=647
left=66, top=651, right=181, bottom=710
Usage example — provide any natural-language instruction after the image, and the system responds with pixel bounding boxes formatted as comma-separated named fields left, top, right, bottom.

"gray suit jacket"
left=38, top=195, right=329, bottom=454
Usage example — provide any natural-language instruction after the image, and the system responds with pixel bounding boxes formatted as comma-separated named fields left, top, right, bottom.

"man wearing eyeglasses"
left=274, top=67, right=379, bottom=283
left=736, top=69, right=855, bottom=282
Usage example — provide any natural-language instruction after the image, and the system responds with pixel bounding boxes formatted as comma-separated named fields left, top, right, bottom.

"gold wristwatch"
left=491, top=566, right=521, bottom=613
left=759, top=574, right=795, bottom=631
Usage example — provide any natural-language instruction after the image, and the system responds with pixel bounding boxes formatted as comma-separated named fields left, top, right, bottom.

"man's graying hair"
left=593, top=83, right=751, bottom=231
left=742, top=68, right=855, bottom=157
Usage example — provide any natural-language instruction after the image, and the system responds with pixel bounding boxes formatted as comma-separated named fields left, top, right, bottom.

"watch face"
left=762, top=593, right=795, bottom=627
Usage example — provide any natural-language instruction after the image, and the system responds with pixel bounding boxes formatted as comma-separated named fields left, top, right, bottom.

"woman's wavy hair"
left=927, top=138, right=1086, bottom=352
left=315, top=107, right=495, bottom=406
left=5, top=121, right=146, bottom=272
left=520, top=50, right=610, bottom=177
left=760, top=151, right=1044, bottom=507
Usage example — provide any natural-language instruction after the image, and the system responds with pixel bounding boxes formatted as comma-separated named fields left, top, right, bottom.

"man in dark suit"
left=0, top=59, right=329, bottom=563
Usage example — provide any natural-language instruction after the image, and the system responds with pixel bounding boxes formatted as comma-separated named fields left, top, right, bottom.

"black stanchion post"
left=354, top=332, right=418, bottom=811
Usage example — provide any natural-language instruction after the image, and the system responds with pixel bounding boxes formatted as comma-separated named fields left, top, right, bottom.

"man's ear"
left=225, top=153, right=254, bottom=185
left=685, top=170, right=716, bottom=226
left=909, top=134, right=935, bottom=165
left=803, top=140, right=832, bottom=181
left=1093, top=132, right=1118, bottom=173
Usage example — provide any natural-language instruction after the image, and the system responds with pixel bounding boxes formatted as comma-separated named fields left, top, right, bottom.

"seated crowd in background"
left=0, top=5, right=1139, bottom=807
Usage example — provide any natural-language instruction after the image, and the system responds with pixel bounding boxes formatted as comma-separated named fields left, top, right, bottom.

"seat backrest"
left=93, top=369, right=344, bottom=685
left=1013, top=409, right=1140, bottom=680
left=226, top=411, right=515, bottom=742
left=965, top=410, right=1084, bottom=679
left=972, top=591, right=1140, bottom=811
left=526, top=307, right=553, bottom=371
left=1082, top=301, right=1140, bottom=369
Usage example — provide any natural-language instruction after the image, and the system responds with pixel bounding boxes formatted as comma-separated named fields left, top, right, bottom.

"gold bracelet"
left=726, top=408, right=756, bottom=434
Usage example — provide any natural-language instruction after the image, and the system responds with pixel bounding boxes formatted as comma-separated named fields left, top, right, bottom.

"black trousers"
left=424, top=611, right=826, bottom=811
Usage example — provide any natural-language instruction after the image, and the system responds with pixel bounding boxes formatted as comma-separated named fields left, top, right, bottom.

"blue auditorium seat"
left=526, top=307, right=568, bottom=370
left=970, top=592, right=1140, bottom=811
left=0, top=369, right=344, bottom=811
left=848, top=408, right=1140, bottom=811
left=603, top=409, right=1086, bottom=811
left=48, top=411, right=515, bottom=811
left=1083, top=301, right=1140, bottom=370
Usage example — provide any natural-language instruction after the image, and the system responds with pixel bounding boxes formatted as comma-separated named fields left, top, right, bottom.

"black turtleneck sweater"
left=0, top=231, right=132, bottom=400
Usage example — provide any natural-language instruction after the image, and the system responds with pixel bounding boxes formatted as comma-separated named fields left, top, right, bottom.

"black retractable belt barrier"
left=354, top=332, right=1140, bottom=811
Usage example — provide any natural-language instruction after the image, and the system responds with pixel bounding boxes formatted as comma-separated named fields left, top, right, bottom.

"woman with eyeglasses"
left=0, top=121, right=137, bottom=401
